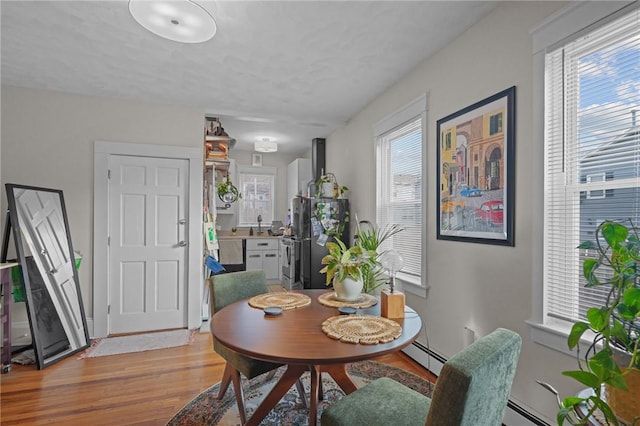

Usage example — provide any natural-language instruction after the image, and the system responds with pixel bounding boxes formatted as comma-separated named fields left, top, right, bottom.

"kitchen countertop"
left=217, top=231, right=282, bottom=240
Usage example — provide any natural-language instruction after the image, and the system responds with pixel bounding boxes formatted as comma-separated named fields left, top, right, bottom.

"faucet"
left=257, top=214, right=263, bottom=234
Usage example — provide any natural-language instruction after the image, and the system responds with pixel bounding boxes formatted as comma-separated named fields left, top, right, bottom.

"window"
left=374, top=95, right=427, bottom=291
left=540, top=5, right=639, bottom=340
left=237, top=166, right=276, bottom=227
left=445, top=132, right=452, bottom=150
left=489, top=112, right=503, bottom=135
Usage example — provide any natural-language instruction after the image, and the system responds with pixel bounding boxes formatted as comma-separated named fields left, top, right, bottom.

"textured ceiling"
left=1, top=1, right=496, bottom=154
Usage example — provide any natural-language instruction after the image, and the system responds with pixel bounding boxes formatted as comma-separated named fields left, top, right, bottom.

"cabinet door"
left=262, top=250, right=280, bottom=280
left=246, top=251, right=262, bottom=272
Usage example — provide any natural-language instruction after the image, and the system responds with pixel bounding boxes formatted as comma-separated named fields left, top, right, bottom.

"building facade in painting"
left=440, top=106, right=506, bottom=196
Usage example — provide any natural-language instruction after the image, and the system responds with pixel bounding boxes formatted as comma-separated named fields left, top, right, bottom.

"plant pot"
left=333, top=277, right=363, bottom=301
left=321, top=183, right=336, bottom=198
left=604, top=348, right=640, bottom=425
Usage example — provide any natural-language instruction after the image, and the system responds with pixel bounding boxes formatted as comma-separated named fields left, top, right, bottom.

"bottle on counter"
left=249, top=227, right=254, bottom=236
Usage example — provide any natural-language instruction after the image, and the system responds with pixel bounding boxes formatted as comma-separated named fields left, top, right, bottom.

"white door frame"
left=93, top=141, right=203, bottom=338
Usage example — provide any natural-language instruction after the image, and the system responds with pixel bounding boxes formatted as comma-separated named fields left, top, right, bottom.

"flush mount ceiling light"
left=255, top=138, right=278, bottom=153
left=128, top=0, right=216, bottom=44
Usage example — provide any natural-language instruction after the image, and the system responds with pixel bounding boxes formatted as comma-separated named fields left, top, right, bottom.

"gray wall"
left=326, top=1, right=574, bottom=422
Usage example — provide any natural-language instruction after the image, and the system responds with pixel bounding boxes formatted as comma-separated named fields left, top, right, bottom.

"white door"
left=14, top=189, right=85, bottom=348
left=108, top=155, right=189, bottom=333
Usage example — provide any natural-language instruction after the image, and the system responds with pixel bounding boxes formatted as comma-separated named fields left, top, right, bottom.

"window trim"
left=585, top=173, right=606, bottom=200
left=530, top=0, right=638, bottom=354
left=236, top=165, right=277, bottom=227
left=373, top=94, right=429, bottom=297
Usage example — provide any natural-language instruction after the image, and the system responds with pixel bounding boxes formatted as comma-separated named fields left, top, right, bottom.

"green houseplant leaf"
left=353, top=221, right=404, bottom=293
left=562, top=370, right=601, bottom=388
left=567, top=321, right=590, bottom=349
left=320, top=238, right=374, bottom=287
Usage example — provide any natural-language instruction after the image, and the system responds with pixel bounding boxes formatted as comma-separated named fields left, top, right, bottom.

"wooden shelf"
left=205, top=159, right=230, bottom=170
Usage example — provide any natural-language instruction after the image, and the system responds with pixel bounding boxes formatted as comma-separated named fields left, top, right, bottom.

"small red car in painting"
left=475, top=200, right=504, bottom=225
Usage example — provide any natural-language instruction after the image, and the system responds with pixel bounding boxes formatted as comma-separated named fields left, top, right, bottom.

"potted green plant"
left=539, top=219, right=640, bottom=425
left=320, top=238, right=376, bottom=301
left=354, top=221, right=404, bottom=294
left=315, top=173, right=348, bottom=199
left=217, top=174, right=241, bottom=203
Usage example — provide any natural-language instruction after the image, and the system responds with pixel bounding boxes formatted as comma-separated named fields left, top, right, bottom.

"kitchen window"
left=237, top=166, right=277, bottom=227
left=530, top=2, right=640, bottom=353
left=374, top=95, right=428, bottom=293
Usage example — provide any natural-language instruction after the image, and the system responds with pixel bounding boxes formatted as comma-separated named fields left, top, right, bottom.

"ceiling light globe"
left=255, top=140, right=278, bottom=153
left=129, top=0, right=216, bottom=44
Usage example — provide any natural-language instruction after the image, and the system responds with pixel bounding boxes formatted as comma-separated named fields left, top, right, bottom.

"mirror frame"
left=4, top=183, right=90, bottom=368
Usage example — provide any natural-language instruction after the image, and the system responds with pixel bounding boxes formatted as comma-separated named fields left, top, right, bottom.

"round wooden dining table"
left=210, top=289, right=422, bottom=426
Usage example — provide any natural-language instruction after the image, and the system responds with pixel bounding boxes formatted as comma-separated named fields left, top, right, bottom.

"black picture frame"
left=436, top=86, right=515, bottom=246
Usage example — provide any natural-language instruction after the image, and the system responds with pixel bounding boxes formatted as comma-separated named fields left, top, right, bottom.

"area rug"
left=168, top=360, right=433, bottom=425
left=81, top=329, right=194, bottom=358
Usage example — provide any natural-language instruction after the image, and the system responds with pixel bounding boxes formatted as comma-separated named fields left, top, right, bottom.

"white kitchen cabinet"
left=246, top=238, right=280, bottom=283
left=287, top=158, right=312, bottom=210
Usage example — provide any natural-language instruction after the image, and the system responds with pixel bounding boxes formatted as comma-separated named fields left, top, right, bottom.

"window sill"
left=526, top=319, right=597, bottom=358
left=527, top=320, right=575, bottom=357
left=397, top=274, right=428, bottom=298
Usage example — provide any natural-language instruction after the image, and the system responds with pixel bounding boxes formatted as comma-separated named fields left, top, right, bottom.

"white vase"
left=333, top=277, right=363, bottom=301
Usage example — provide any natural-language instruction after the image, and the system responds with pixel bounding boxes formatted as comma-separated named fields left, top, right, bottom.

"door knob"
left=179, top=219, right=187, bottom=224
left=178, top=241, right=188, bottom=247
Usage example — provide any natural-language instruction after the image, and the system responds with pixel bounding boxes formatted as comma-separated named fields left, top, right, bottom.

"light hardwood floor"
left=1, top=330, right=434, bottom=425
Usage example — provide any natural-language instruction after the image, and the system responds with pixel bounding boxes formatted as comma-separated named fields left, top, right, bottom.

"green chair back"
left=320, top=328, right=521, bottom=426
left=210, top=270, right=268, bottom=313
left=425, top=328, right=522, bottom=426
left=209, top=270, right=280, bottom=379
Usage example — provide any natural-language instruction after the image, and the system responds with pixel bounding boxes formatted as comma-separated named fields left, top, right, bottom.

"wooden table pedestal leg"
left=245, top=364, right=307, bottom=426
left=308, top=366, right=322, bottom=426
left=322, top=364, right=359, bottom=395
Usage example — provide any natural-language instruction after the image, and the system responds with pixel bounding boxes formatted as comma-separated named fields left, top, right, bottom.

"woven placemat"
left=321, top=314, right=402, bottom=344
left=317, top=291, right=378, bottom=309
left=248, top=292, right=311, bottom=310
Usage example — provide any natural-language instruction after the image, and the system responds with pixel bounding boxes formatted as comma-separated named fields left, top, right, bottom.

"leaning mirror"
left=4, top=184, right=89, bottom=368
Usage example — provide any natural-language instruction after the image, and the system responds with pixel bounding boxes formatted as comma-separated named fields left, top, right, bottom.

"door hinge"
left=108, top=169, right=111, bottom=179
left=107, top=305, right=111, bottom=314
left=107, top=236, right=110, bottom=246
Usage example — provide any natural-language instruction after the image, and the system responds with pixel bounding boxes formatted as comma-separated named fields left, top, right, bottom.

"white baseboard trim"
left=402, top=342, right=549, bottom=426
left=87, top=317, right=95, bottom=339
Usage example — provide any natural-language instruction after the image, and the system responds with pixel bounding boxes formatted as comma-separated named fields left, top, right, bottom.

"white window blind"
left=544, top=7, right=640, bottom=325
left=238, top=167, right=276, bottom=227
left=377, top=117, right=423, bottom=281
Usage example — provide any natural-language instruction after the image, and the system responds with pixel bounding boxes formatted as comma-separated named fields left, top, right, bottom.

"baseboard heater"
left=402, top=342, right=549, bottom=426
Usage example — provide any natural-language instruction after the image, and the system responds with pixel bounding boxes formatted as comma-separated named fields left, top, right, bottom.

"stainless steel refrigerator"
left=291, top=197, right=350, bottom=289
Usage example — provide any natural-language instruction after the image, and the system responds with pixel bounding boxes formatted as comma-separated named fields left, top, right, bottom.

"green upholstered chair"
left=209, top=270, right=306, bottom=424
left=320, top=328, right=522, bottom=426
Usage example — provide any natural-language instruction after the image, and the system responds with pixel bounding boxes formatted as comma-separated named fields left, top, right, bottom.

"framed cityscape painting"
left=436, top=86, right=515, bottom=246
